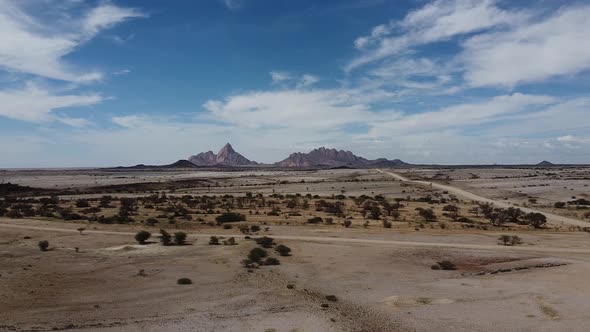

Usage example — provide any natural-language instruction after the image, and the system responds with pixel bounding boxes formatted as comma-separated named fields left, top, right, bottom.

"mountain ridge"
left=275, top=147, right=408, bottom=167
left=188, top=143, right=259, bottom=167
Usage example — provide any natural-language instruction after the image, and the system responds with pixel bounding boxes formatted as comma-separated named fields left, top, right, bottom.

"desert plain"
left=1, top=166, right=590, bottom=331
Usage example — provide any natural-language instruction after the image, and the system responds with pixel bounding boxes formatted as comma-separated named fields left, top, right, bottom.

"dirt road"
left=2, top=219, right=590, bottom=254
left=377, top=169, right=588, bottom=227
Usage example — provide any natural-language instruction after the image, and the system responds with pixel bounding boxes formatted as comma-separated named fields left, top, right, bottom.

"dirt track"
left=2, top=219, right=590, bottom=254
left=377, top=169, right=589, bottom=227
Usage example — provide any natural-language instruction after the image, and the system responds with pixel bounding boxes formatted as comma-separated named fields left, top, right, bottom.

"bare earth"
left=1, top=167, right=589, bottom=331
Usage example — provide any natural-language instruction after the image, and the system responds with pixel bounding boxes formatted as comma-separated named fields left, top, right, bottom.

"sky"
left=1, top=0, right=589, bottom=167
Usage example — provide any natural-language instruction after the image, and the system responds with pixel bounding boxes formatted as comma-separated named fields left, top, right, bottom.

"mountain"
left=188, top=143, right=258, bottom=166
left=275, top=147, right=407, bottom=167
left=537, top=160, right=554, bottom=166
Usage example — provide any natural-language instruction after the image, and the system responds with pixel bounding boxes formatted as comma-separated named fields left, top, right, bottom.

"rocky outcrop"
left=188, top=143, right=258, bottom=166
left=275, top=147, right=407, bottom=167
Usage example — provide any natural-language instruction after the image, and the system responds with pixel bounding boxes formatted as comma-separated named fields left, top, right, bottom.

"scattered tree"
left=135, top=231, right=151, bottom=245
left=38, top=240, right=49, bottom=251
left=275, top=244, right=291, bottom=256
left=174, top=232, right=187, bottom=245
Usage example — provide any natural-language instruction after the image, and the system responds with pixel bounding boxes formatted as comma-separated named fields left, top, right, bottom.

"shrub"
left=222, top=224, right=233, bottom=229
left=325, top=295, right=338, bottom=302
left=430, top=264, right=440, bottom=270
left=76, top=227, right=85, bottom=235
left=215, top=212, right=246, bottom=224
left=418, top=208, right=437, bottom=222
left=174, top=232, right=187, bottom=245
left=263, top=257, right=280, bottom=266
left=145, top=218, right=158, bottom=226
left=275, top=244, right=292, bottom=256
left=135, top=231, right=151, bottom=245
left=255, top=236, right=275, bottom=248
left=38, top=240, right=49, bottom=251
left=159, top=229, right=172, bottom=245
left=248, top=247, right=268, bottom=263
left=250, top=225, right=261, bottom=232
left=554, top=202, right=566, bottom=209
left=307, top=216, right=323, bottom=224
left=177, top=278, right=192, bottom=285
left=209, top=236, right=220, bottom=245
left=223, top=237, right=237, bottom=245
left=523, top=212, right=547, bottom=228
left=342, top=220, right=352, bottom=228
left=382, top=220, right=392, bottom=228
left=498, top=235, right=523, bottom=246
left=436, top=260, right=456, bottom=270
left=75, top=199, right=90, bottom=208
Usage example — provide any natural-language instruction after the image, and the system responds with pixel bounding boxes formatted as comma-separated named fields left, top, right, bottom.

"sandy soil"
left=2, top=167, right=590, bottom=331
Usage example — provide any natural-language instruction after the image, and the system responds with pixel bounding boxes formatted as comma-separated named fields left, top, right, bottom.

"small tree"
left=209, top=236, right=220, bottom=245
left=255, top=236, right=275, bottom=248
left=418, top=208, right=437, bottom=222
left=523, top=212, right=547, bottom=228
left=383, top=220, right=392, bottom=228
left=498, top=234, right=511, bottom=246
left=263, top=257, right=280, bottom=266
left=436, top=260, right=456, bottom=270
left=159, top=229, right=172, bottom=246
left=342, top=220, right=352, bottom=228
left=248, top=247, right=268, bottom=263
left=135, top=231, right=151, bottom=245
left=76, top=227, right=86, bottom=235
left=38, top=240, right=49, bottom=251
left=174, top=232, right=187, bottom=245
left=275, top=244, right=291, bottom=256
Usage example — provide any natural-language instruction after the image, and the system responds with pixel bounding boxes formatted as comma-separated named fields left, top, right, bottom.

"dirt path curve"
left=2, top=220, right=590, bottom=254
left=376, top=169, right=588, bottom=227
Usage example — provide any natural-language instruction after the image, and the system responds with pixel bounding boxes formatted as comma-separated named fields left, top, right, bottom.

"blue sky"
left=1, top=0, right=589, bottom=167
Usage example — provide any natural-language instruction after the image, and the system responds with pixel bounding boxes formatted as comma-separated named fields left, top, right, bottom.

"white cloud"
left=203, top=88, right=384, bottom=130
left=0, top=82, right=103, bottom=124
left=367, top=93, right=556, bottom=137
left=222, top=0, right=242, bottom=11
left=347, top=0, right=527, bottom=71
left=462, top=5, right=590, bottom=87
left=0, top=0, right=145, bottom=82
left=296, top=74, right=319, bottom=88
left=270, top=71, right=291, bottom=83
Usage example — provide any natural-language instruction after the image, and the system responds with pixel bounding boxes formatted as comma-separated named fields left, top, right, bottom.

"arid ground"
left=1, top=167, right=590, bottom=331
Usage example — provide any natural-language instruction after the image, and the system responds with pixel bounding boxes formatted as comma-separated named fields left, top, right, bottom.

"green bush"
left=307, top=216, right=323, bottom=224
left=255, top=236, right=275, bottom=248
left=263, top=257, right=280, bottom=266
left=159, top=229, right=171, bottom=246
left=135, top=231, right=151, bottom=244
left=177, top=278, right=192, bottom=285
left=174, top=232, right=187, bottom=245
left=436, top=260, right=456, bottom=270
left=216, top=212, right=246, bottom=223
left=209, top=236, right=220, bottom=245
left=247, top=247, right=268, bottom=263
left=38, top=240, right=49, bottom=251
left=275, top=244, right=292, bottom=256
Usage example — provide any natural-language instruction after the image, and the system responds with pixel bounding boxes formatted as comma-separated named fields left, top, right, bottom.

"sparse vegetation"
left=38, top=240, right=49, bottom=251
left=275, top=244, right=291, bottom=256
left=174, top=232, right=187, bottom=245
left=135, top=231, right=151, bottom=245
left=177, top=278, right=192, bottom=285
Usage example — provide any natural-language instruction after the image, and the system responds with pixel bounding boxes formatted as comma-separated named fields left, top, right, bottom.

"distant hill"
left=275, top=147, right=408, bottom=168
left=188, top=143, right=259, bottom=167
left=110, top=160, right=199, bottom=170
left=537, top=160, right=554, bottom=166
